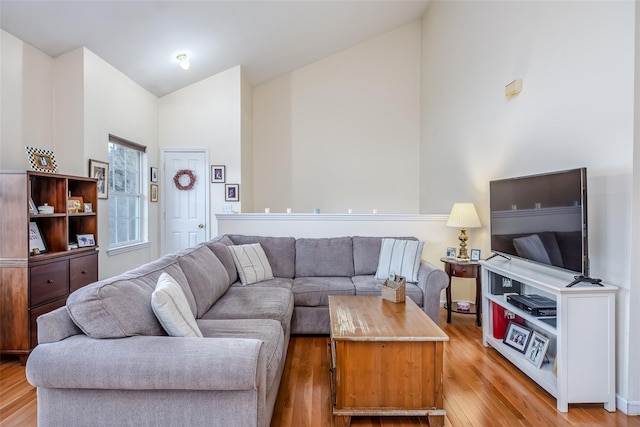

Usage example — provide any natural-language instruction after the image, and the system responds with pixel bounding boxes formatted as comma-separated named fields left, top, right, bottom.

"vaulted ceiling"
left=1, top=1, right=430, bottom=97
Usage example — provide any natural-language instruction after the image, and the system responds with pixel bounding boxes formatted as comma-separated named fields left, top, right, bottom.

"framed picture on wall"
left=89, top=159, right=109, bottom=199
left=150, top=167, right=158, bottom=183
left=150, top=184, right=159, bottom=202
left=211, top=165, right=225, bottom=183
left=225, top=184, right=239, bottom=202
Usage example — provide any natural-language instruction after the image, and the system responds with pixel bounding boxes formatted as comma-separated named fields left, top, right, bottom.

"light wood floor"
left=1, top=310, right=638, bottom=426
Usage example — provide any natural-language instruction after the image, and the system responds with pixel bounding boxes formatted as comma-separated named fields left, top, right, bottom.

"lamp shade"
left=446, top=203, right=481, bottom=229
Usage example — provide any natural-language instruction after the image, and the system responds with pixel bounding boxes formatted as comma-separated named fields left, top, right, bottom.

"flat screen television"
left=489, top=168, right=588, bottom=277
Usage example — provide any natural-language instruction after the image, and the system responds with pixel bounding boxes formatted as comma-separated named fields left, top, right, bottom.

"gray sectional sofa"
left=26, top=234, right=448, bottom=427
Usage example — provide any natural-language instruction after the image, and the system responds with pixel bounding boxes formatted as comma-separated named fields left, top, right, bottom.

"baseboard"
left=616, top=394, right=640, bottom=415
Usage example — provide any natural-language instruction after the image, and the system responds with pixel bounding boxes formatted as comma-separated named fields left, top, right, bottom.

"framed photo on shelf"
left=525, top=332, right=550, bottom=369
left=470, top=249, right=481, bottom=262
left=150, top=167, right=158, bottom=183
left=503, top=321, right=532, bottom=353
left=225, top=184, right=239, bottom=202
left=77, top=234, right=95, bottom=247
left=211, top=165, right=226, bottom=183
left=84, top=203, right=93, bottom=213
left=29, top=222, right=47, bottom=255
left=67, top=196, right=84, bottom=214
left=25, top=146, right=58, bottom=174
left=150, top=184, right=159, bottom=202
left=89, top=159, right=109, bottom=199
left=446, top=247, right=457, bottom=259
left=29, top=198, right=38, bottom=215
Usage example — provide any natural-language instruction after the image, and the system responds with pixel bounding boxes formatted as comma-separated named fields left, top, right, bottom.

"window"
left=108, top=134, right=147, bottom=251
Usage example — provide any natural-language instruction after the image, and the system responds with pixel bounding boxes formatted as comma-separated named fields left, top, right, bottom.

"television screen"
left=489, top=168, right=588, bottom=276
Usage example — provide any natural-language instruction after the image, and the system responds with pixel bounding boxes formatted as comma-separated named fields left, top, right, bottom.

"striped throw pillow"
left=152, top=272, right=203, bottom=337
left=374, top=238, right=424, bottom=283
left=228, top=243, right=274, bottom=285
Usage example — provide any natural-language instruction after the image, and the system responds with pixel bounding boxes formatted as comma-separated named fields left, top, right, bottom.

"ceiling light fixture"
left=176, top=54, right=190, bottom=70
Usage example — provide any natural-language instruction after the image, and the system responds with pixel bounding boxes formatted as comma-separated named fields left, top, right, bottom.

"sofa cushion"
left=375, top=238, right=423, bottom=283
left=292, top=277, right=355, bottom=306
left=197, top=319, right=284, bottom=391
left=152, top=273, right=203, bottom=337
left=295, top=237, right=354, bottom=277
left=226, top=235, right=296, bottom=278
left=231, top=277, right=293, bottom=290
left=200, top=287, right=294, bottom=334
left=202, top=241, right=238, bottom=283
left=67, top=256, right=191, bottom=338
left=353, top=236, right=418, bottom=276
left=228, top=243, right=274, bottom=285
left=175, top=246, right=230, bottom=318
left=352, top=275, right=423, bottom=306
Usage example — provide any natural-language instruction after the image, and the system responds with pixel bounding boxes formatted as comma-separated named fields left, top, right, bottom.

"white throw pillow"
left=375, top=238, right=424, bottom=283
left=228, top=243, right=275, bottom=285
left=152, top=272, right=203, bottom=337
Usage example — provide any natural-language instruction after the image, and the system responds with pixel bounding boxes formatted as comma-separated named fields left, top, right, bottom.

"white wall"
left=0, top=30, right=54, bottom=170
left=158, top=65, right=244, bottom=230
left=52, top=49, right=84, bottom=176
left=252, top=21, right=421, bottom=214
left=420, top=0, right=636, bottom=411
left=82, top=48, right=160, bottom=279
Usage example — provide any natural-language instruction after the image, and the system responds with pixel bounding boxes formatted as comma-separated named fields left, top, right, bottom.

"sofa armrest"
left=27, top=335, right=264, bottom=391
left=416, top=260, right=449, bottom=324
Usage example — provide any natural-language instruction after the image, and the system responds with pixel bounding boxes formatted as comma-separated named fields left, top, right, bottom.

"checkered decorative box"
left=25, top=146, right=58, bottom=174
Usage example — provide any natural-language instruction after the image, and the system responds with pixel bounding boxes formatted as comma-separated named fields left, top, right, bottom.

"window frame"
left=106, top=134, right=149, bottom=254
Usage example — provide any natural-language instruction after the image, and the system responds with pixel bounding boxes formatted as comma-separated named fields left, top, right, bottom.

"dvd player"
left=506, top=294, right=557, bottom=317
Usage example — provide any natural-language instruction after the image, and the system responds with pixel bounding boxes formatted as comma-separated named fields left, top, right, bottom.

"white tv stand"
left=480, top=257, right=616, bottom=412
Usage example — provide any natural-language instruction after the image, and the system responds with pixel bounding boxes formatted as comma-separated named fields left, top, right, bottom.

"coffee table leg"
left=334, top=415, right=351, bottom=427
left=428, top=414, right=445, bottom=427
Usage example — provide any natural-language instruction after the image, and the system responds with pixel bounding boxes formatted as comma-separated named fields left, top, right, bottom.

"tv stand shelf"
left=480, top=257, right=616, bottom=413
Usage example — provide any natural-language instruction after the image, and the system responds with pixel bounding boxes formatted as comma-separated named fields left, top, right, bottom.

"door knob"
left=198, top=224, right=204, bottom=229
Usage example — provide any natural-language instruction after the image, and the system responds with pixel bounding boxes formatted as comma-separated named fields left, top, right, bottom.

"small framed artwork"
left=225, top=184, right=239, bottom=201
left=150, top=167, right=158, bottom=183
left=150, top=184, right=159, bottom=202
left=29, top=198, right=38, bottom=215
left=211, top=165, right=226, bottom=183
left=29, top=222, right=47, bottom=255
left=446, top=247, right=457, bottom=259
left=77, top=234, right=96, bottom=247
left=470, top=249, right=481, bottom=262
left=89, top=159, right=109, bottom=199
left=25, top=146, right=58, bottom=174
left=67, top=196, right=84, bottom=214
left=84, top=203, right=93, bottom=213
left=525, top=332, right=550, bottom=369
left=503, top=321, right=533, bottom=353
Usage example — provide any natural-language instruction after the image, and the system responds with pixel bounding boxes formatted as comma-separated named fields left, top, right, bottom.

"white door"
left=162, top=149, right=208, bottom=255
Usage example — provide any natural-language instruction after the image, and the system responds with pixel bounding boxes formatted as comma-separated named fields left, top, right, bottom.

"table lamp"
left=446, top=202, right=481, bottom=260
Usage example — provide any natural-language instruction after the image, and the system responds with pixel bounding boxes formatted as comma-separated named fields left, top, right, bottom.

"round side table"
left=440, top=257, right=482, bottom=326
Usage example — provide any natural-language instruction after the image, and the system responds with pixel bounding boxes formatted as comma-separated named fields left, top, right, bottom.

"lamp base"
left=458, top=228, right=469, bottom=259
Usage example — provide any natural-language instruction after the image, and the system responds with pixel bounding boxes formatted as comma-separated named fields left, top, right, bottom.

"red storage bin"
left=492, top=302, right=523, bottom=339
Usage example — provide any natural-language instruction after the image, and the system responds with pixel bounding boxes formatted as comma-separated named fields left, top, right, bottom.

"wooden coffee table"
left=328, top=295, right=449, bottom=427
